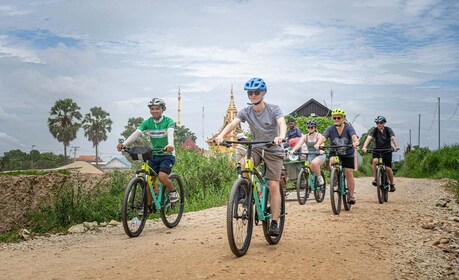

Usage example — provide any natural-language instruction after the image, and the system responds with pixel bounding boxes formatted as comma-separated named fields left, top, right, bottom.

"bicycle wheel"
left=296, top=169, right=310, bottom=205
left=160, top=173, right=185, bottom=228
left=227, top=178, right=253, bottom=257
left=343, top=186, right=351, bottom=211
left=262, top=184, right=285, bottom=244
left=122, top=177, right=148, bottom=237
left=376, top=167, right=384, bottom=204
left=330, top=167, right=341, bottom=215
left=383, top=172, right=389, bottom=202
left=314, top=170, right=326, bottom=203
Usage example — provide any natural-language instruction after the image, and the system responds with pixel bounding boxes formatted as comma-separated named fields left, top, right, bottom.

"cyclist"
left=287, top=119, right=302, bottom=140
left=289, top=119, right=326, bottom=187
left=215, top=77, right=286, bottom=236
left=362, top=115, right=400, bottom=192
left=117, top=98, right=178, bottom=203
left=314, top=109, right=359, bottom=204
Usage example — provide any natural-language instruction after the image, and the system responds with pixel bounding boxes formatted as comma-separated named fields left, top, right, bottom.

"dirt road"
left=1, top=177, right=458, bottom=280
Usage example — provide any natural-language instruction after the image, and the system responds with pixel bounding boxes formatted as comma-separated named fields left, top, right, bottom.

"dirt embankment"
left=0, top=172, right=108, bottom=233
left=0, top=176, right=458, bottom=280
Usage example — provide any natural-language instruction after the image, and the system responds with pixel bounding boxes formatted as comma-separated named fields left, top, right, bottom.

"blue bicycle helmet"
left=374, top=115, right=386, bottom=123
left=244, top=78, right=267, bottom=91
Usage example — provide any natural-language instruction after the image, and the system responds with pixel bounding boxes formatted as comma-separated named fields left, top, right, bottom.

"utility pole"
left=71, top=146, right=80, bottom=162
left=330, top=89, right=334, bottom=110
left=438, top=97, right=440, bottom=150
left=31, top=145, right=36, bottom=169
left=418, top=114, right=421, bottom=147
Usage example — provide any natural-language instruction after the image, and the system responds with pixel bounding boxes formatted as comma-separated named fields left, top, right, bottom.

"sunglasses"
left=307, top=126, right=315, bottom=129
left=333, top=116, right=342, bottom=120
left=247, top=90, right=261, bottom=96
left=376, top=122, right=384, bottom=124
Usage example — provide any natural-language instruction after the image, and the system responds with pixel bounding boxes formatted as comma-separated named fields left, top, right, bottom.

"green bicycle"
left=295, top=151, right=327, bottom=205
left=368, top=148, right=393, bottom=204
left=121, top=147, right=185, bottom=237
left=223, top=140, right=286, bottom=257
left=325, top=145, right=353, bottom=215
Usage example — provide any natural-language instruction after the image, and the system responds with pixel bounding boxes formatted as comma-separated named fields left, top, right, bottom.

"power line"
left=448, top=101, right=459, bottom=120
left=426, top=102, right=437, bottom=131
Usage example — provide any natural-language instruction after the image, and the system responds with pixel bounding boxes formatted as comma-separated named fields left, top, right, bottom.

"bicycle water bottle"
left=255, top=178, right=263, bottom=200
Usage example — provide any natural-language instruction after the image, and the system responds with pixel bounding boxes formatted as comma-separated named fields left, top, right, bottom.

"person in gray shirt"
left=215, top=77, right=286, bottom=236
left=315, top=108, right=359, bottom=205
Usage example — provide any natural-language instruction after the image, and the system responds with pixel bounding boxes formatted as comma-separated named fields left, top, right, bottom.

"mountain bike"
left=295, top=151, right=326, bottom=205
left=222, top=140, right=286, bottom=257
left=324, top=145, right=353, bottom=215
left=120, top=147, right=185, bottom=237
left=368, top=148, right=393, bottom=204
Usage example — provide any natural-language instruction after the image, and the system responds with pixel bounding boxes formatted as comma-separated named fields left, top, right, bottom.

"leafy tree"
left=48, top=98, right=82, bottom=164
left=120, top=117, right=150, bottom=147
left=175, top=125, right=197, bottom=146
left=82, top=107, right=113, bottom=166
left=2, top=149, right=28, bottom=170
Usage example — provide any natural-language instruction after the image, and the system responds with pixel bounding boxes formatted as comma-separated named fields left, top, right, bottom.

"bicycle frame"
left=243, top=149, right=271, bottom=222
left=331, top=156, right=348, bottom=195
left=138, top=162, right=167, bottom=211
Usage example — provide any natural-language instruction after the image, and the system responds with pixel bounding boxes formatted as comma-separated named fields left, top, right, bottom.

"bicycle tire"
left=296, top=169, right=309, bottom=205
left=330, top=167, right=341, bottom=215
left=343, top=187, right=351, bottom=211
left=262, top=184, right=285, bottom=244
left=314, top=170, right=326, bottom=203
left=227, top=178, right=253, bottom=257
left=383, top=172, right=389, bottom=202
left=160, top=173, right=185, bottom=228
left=122, top=177, right=148, bottom=237
left=376, top=167, right=384, bottom=204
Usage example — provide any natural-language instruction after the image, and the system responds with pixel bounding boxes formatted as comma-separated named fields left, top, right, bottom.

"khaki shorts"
left=252, top=148, right=284, bottom=181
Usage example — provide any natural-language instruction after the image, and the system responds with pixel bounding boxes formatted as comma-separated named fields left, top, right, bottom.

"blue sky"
left=0, top=0, right=458, bottom=161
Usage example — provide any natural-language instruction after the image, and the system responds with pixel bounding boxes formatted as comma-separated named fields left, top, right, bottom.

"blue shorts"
left=307, top=154, right=326, bottom=164
left=148, top=155, right=175, bottom=175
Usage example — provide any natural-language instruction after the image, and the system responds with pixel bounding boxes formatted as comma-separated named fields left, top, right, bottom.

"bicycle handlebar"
left=367, top=148, right=394, bottom=153
left=220, top=139, right=286, bottom=148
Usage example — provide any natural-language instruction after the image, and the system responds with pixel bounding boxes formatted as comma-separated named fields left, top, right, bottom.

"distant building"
left=182, top=136, right=200, bottom=152
left=206, top=86, right=243, bottom=153
left=101, top=157, right=131, bottom=171
left=75, top=155, right=106, bottom=166
left=289, top=98, right=330, bottom=118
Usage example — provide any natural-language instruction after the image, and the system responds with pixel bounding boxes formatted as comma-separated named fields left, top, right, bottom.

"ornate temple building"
left=206, top=86, right=243, bottom=153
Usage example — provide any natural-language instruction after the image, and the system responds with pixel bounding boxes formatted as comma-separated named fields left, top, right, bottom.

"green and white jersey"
left=138, top=116, right=175, bottom=155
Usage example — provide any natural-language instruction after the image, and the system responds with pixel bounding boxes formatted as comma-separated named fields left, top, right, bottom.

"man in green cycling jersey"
left=215, top=77, right=286, bottom=236
left=117, top=98, right=178, bottom=203
left=362, top=115, right=400, bottom=192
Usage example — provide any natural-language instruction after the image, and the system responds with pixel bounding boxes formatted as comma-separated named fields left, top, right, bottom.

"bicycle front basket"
left=127, top=147, right=153, bottom=161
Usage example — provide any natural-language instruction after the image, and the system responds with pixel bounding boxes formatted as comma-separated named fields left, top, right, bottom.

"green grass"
left=0, top=147, right=235, bottom=242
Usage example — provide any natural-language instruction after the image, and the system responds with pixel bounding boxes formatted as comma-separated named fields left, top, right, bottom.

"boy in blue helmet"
left=215, top=77, right=287, bottom=236
left=362, top=116, right=400, bottom=192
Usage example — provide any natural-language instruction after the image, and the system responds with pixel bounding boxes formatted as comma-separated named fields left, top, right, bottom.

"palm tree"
left=82, top=107, right=113, bottom=166
left=48, top=98, right=82, bottom=164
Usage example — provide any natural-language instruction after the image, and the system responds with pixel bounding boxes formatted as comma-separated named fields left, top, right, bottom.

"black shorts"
left=373, top=152, right=392, bottom=168
left=331, top=155, right=355, bottom=169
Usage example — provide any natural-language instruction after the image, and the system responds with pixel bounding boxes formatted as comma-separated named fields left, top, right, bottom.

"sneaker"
left=268, top=220, right=280, bottom=236
left=168, top=191, right=179, bottom=203
left=349, top=196, right=356, bottom=205
left=372, top=180, right=377, bottom=186
left=318, top=176, right=325, bottom=186
left=389, top=184, right=396, bottom=192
